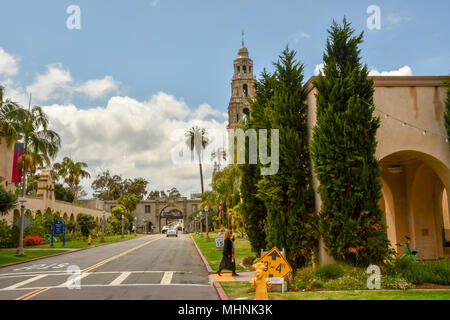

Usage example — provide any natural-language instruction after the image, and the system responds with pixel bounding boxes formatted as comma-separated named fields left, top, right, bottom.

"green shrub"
left=323, top=273, right=367, bottom=290
left=0, top=219, right=19, bottom=248
left=382, top=275, right=413, bottom=290
left=389, top=259, right=450, bottom=285
left=315, top=263, right=345, bottom=280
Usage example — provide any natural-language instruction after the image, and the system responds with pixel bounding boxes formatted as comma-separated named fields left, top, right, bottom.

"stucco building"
left=227, top=43, right=450, bottom=261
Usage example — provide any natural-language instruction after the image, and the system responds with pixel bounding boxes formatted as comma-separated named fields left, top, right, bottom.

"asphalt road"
left=0, top=234, right=219, bottom=300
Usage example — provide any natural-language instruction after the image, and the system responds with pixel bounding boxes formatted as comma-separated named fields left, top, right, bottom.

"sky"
left=0, top=0, right=449, bottom=197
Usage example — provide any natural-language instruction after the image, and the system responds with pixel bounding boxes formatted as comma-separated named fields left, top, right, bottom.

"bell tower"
left=227, top=34, right=255, bottom=128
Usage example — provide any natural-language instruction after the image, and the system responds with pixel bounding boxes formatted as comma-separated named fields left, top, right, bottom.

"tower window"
left=243, top=108, right=250, bottom=117
left=243, top=84, right=248, bottom=97
left=236, top=113, right=239, bottom=122
left=250, top=66, right=252, bottom=73
left=243, top=65, right=247, bottom=73
left=237, top=66, right=240, bottom=72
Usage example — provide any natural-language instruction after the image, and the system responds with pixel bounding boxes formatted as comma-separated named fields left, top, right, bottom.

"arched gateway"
left=159, top=206, right=184, bottom=232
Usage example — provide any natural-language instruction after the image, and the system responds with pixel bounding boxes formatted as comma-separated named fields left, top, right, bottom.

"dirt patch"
left=414, top=283, right=450, bottom=289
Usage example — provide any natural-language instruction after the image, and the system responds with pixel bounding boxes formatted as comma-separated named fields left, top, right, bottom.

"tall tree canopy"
left=254, top=47, right=318, bottom=273
left=311, top=18, right=390, bottom=266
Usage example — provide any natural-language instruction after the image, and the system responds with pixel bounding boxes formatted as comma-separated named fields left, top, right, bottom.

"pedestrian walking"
left=217, top=229, right=238, bottom=276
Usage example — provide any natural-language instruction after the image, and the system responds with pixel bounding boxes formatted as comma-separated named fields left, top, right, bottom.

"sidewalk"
left=213, top=271, right=254, bottom=282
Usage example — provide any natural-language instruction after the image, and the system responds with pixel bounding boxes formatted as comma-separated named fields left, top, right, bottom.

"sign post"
left=215, top=235, right=224, bottom=251
left=51, top=220, right=65, bottom=247
left=255, top=247, right=292, bottom=293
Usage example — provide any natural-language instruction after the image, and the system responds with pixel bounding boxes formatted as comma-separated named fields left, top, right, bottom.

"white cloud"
left=293, top=32, right=310, bottom=42
left=26, top=63, right=73, bottom=101
left=75, top=76, right=119, bottom=99
left=150, top=0, right=159, bottom=7
left=369, top=65, right=413, bottom=76
left=314, top=63, right=324, bottom=76
left=42, top=93, right=227, bottom=197
left=0, top=48, right=19, bottom=76
left=26, top=63, right=119, bottom=102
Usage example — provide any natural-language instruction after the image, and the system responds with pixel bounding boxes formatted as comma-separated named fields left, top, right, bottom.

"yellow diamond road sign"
left=256, top=247, right=292, bottom=278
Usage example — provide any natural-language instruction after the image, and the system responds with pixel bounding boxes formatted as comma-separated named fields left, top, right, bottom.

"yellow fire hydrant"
left=88, top=235, right=92, bottom=246
left=250, top=262, right=272, bottom=300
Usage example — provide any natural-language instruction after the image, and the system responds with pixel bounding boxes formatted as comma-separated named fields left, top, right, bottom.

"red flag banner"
left=11, top=142, right=24, bottom=183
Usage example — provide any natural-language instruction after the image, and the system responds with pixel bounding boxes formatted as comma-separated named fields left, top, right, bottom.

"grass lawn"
left=192, top=232, right=255, bottom=271
left=221, top=281, right=450, bottom=300
left=0, top=250, right=68, bottom=267
left=31, top=234, right=146, bottom=249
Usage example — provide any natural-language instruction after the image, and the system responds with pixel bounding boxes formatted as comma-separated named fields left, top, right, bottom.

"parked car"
left=166, top=228, right=178, bottom=237
left=161, top=226, right=170, bottom=234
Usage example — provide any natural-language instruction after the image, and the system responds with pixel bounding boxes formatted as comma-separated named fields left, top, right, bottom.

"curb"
left=0, top=234, right=150, bottom=270
left=189, top=233, right=229, bottom=301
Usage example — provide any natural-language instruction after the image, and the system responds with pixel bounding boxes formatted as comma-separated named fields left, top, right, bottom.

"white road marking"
left=3, top=274, right=48, bottom=290
left=57, top=273, right=90, bottom=287
left=109, top=272, right=131, bottom=286
left=0, top=270, right=185, bottom=278
left=0, top=283, right=211, bottom=291
left=160, top=271, right=174, bottom=285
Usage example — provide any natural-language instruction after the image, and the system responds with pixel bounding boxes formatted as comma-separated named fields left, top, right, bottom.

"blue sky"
left=1, top=0, right=449, bottom=110
left=0, top=0, right=449, bottom=195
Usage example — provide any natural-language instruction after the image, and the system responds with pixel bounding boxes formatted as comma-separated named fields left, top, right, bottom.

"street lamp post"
left=15, top=197, right=27, bottom=257
left=205, top=205, right=209, bottom=242
left=134, top=217, right=137, bottom=236
left=101, top=206, right=105, bottom=243
left=121, top=214, right=124, bottom=239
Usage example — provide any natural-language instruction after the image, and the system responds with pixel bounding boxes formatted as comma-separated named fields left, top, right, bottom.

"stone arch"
left=35, top=210, right=42, bottom=217
left=70, top=214, right=75, bottom=222
left=380, top=150, right=450, bottom=259
left=63, top=212, right=68, bottom=222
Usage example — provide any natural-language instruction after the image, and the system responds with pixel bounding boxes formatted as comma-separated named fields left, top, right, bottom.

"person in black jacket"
left=217, top=229, right=238, bottom=276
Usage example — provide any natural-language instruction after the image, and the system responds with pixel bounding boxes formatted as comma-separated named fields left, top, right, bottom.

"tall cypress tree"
left=444, top=81, right=450, bottom=148
left=255, top=48, right=318, bottom=273
left=311, top=18, right=390, bottom=266
left=239, top=70, right=273, bottom=254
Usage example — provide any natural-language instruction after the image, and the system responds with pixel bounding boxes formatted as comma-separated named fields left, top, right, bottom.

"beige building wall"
left=306, top=76, right=450, bottom=262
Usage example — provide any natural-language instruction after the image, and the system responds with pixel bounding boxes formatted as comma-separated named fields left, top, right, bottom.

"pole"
left=121, top=214, right=124, bottom=239
left=15, top=94, right=31, bottom=257
left=205, top=206, right=210, bottom=242
left=101, top=205, right=105, bottom=243
left=15, top=171, right=27, bottom=257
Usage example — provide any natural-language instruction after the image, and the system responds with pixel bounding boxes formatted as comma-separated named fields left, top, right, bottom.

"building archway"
left=380, top=150, right=450, bottom=259
left=159, top=206, right=184, bottom=233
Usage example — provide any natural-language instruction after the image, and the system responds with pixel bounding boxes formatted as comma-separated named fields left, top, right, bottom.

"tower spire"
left=242, top=31, right=245, bottom=46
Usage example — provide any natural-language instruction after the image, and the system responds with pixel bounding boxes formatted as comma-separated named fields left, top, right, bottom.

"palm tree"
left=212, top=164, right=242, bottom=228
left=0, top=86, right=26, bottom=148
left=11, top=97, right=61, bottom=256
left=54, top=157, right=90, bottom=200
left=185, top=126, right=210, bottom=239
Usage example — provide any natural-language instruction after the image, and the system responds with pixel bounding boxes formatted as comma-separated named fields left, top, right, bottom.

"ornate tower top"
left=228, top=37, right=255, bottom=128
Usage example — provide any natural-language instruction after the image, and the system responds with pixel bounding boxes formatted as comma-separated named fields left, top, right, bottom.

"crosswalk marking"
left=4, top=274, right=48, bottom=290
left=109, top=272, right=131, bottom=286
left=160, top=271, right=174, bottom=285
left=57, top=273, right=90, bottom=288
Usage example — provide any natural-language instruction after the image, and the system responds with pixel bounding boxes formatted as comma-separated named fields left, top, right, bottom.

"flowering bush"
left=23, top=235, right=44, bottom=246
